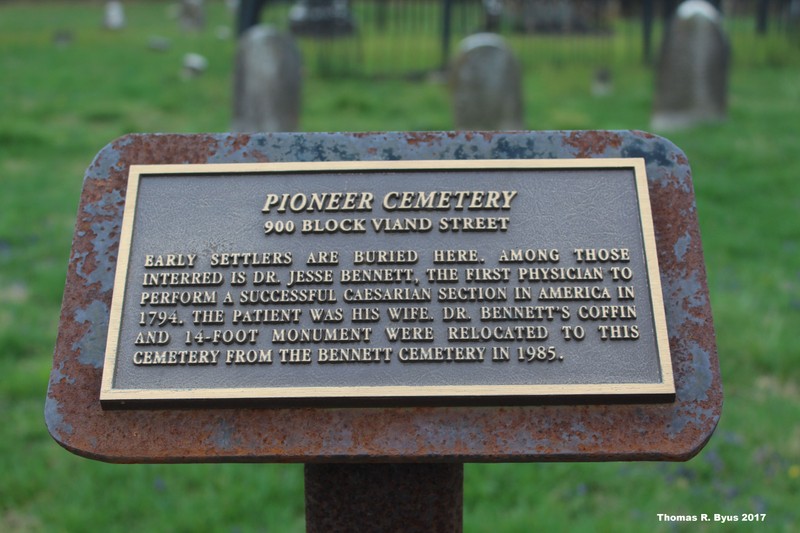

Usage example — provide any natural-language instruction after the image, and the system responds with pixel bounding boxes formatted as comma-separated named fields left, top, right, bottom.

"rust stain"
left=224, top=134, right=251, bottom=154
left=564, top=130, right=623, bottom=158
left=403, top=131, right=443, bottom=146
left=633, top=130, right=658, bottom=140
left=403, top=131, right=461, bottom=146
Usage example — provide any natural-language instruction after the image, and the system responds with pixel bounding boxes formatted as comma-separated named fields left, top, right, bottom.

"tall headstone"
left=180, top=0, right=206, bottom=32
left=449, top=33, right=524, bottom=131
left=103, top=1, right=126, bottom=30
left=53, top=30, right=74, bottom=48
left=232, top=25, right=302, bottom=132
left=652, top=0, right=730, bottom=130
left=592, top=67, right=613, bottom=97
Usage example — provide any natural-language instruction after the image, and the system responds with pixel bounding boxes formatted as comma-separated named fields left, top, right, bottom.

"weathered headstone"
left=232, top=25, right=302, bottom=132
left=103, top=1, right=126, bottom=30
left=216, top=25, right=233, bottom=40
left=147, top=36, right=171, bottom=52
left=652, top=0, right=730, bottom=130
left=53, top=30, right=73, bottom=48
left=591, top=67, right=613, bottom=97
left=450, top=33, right=524, bottom=130
left=180, top=0, right=206, bottom=32
left=182, top=53, right=208, bottom=78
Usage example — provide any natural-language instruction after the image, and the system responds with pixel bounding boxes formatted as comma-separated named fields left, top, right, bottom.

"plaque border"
left=100, top=158, right=674, bottom=404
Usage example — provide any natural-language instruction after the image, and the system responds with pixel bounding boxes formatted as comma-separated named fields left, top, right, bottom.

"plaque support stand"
left=305, top=463, right=463, bottom=532
left=47, top=131, right=722, bottom=532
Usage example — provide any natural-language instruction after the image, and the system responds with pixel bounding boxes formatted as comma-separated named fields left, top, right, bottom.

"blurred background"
left=1, top=0, right=798, bottom=531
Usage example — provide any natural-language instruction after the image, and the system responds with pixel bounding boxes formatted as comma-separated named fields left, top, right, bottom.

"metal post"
left=237, top=0, right=268, bottom=37
left=441, top=0, right=454, bottom=71
left=305, top=463, right=463, bottom=532
left=377, top=0, right=388, bottom=31
left=757, top=0, right=770, bottom=35
left=662, top=0, right=678, bottom=21
left=643, top=0, right=654, bottom=65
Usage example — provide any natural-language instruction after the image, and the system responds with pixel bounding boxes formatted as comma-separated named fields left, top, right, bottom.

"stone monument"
left=179, top=0, right=206, bottom=32
left=450, top=33, right=524, bottom=130
left=182, top=53, right=208, bottom=79
left=103, top=1, right=126, bottom=31
left=232, top=25, right=302, bottom=132
left=652, top=0, right=730, bottom=130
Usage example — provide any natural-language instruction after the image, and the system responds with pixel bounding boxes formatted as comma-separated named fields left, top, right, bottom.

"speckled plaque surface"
left=100, top=159, right=673, bottom=406
left=46, top=131, right=721, bottom=462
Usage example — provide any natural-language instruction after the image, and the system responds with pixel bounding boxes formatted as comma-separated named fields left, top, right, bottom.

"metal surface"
left=101, top=159, right=673, bottom=406
left=46, top=130, right=721, bottom=463
left=305, top=463, right=463, bottom=532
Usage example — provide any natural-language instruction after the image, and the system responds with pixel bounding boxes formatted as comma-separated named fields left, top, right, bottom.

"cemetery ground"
left=1, top=2, right=798, bottom=531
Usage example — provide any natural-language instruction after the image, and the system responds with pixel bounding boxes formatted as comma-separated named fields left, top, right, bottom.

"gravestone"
left=216, top=25, right=232, bottom=40
left=652, top=0, right=730, bottom=130
left=232, top=25, right=302, bottom=132
left=180, top=0, right=206, bottom=32
left=450, top=33, right=524, bottom=131
left=103, top=1, right=126, bottom=30
left=47, top=130, right=721, bottom=531
left=53, top=30, right=73, bottom=48
left=147, top=36, right=171, bottom=52
left=182, top=53, right=208, bottom=78
left=592, top=67, right=613, bottom=97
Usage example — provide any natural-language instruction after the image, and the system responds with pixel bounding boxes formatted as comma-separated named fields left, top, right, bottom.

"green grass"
left=1, top=2, right=799, bottom=532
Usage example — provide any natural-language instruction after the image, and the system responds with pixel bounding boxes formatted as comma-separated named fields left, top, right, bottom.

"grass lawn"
left=1, top=2, right=799, bottom=532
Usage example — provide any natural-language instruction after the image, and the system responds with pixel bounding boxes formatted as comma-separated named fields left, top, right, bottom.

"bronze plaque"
left=100, top=159, right=674, bottom=406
